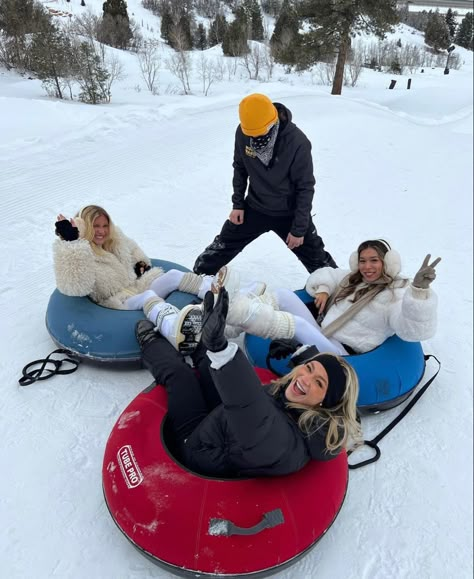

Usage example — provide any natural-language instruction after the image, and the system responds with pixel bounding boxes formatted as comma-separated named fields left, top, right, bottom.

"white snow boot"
left=226, top=294, right=295, bottom=340
left=144, top=297, right=203, bottom=355
left=211, top=265, right=240, bottom=297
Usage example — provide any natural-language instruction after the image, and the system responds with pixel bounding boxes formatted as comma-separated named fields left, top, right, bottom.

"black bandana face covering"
left=250, top=123, right=277, bottom=150
left=249, top=122, right=280, bottom=167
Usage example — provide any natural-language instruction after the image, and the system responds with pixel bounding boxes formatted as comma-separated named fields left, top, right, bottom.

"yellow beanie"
left=239, top=94, right=278, bottom=137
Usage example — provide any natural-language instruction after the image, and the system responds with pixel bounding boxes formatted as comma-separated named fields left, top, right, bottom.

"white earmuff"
left=349, top=251, right=359, bottom=272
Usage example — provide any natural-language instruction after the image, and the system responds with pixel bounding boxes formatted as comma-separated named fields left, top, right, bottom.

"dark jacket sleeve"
left=210, top=350, right=293, bottom=454
left=231, top=128, right=248, bottom=210
left=288, top=136, right=316, bottom=237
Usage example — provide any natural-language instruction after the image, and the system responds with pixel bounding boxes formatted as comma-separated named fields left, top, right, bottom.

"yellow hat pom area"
left=239, top=94, right=278, bottom=137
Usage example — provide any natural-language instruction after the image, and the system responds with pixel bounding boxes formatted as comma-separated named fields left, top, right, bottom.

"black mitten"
left=201, top=288, right=229, bottom=352
left=55, top=220, right=79, bottom=241
left=134, top=261, right=151, bottom=278
left=268, top=338, right=302, bottom=360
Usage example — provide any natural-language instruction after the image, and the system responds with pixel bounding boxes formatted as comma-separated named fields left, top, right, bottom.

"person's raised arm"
left=388, top=254, right=440, bottom=341
left=53, top=214, right=95, bottom=296
left=203, top=289, right=283, bottom=451
left=55, top=214, right=79, bottom=242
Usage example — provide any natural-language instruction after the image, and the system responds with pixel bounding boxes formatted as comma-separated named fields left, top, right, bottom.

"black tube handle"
left=209, top=508, right=284, bottom=537
left=348, top=440, right=381, bottom=470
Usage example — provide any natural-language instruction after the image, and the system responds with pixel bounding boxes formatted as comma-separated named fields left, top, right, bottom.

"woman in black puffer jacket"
left=136, top=289, right=361, bottom=479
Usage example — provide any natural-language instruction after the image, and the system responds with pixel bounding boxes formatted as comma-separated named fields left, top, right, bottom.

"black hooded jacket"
left=232, top=102, right=316, bottom=238
left=182, top=349, right=340, bottom=478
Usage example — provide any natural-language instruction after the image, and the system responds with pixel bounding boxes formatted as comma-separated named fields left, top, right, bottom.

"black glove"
left=134, top=261, right=151, bottom=278
left=268, top=338, right=302, bottom=360
left=201, top=288, right=229, bottom=353
left=55, top=220, right=79, bottom=241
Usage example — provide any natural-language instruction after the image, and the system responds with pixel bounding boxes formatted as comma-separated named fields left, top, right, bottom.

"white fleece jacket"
left=53, top=227, right=164, bottom=309
left=305, top=267, right=438, bottom=353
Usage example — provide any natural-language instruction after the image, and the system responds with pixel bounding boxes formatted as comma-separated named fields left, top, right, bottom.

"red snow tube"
left=102, top=368, right=348, bottom=578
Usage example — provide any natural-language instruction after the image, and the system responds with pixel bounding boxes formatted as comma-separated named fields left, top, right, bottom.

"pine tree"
left=270, top=0, right=300, bottom=69
left=30, top=22, right=72, bottom=99
left=455, top=12, right=473, bottom=50
left=261, top=0, right=282, bottom=18
left=100, top=0, right=133, bottom=49
left=243, top=0, right=264, bottom=41
left=222, top=6, right=249, bottom=56
left=388, top=56, right=402, bottom=74
left=445, top=8, right=457, bottom=39
left=208, top=14, right=228, bottom=46
left=195, top=23, right=208, bottom=50
left=424, top=11, right=451, bottom=52
left=0, top=0, right=52, bottom=70
left=160, top=8, right=174, bottom=45
left=0, top=0, right=45, bottom=36
left=175, top=12, right=193, bottom=51
left=102, top=0, right=128, bottom=19
left=300, top=0, right=399, bottom=95
left=75, top=41, right=110, bottom=104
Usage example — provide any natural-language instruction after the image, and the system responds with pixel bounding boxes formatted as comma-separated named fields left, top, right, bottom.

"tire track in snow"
left=0, top=104, right=235, bottom=228
left=0, top=103, right=235, bottom=335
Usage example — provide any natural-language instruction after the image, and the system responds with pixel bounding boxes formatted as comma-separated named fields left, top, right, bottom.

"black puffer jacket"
left=182, top=350, right=339, bottom=478
left=232, top=102, right=316, bottom=237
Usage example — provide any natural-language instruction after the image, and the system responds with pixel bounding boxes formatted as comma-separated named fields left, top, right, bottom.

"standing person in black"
left=193, top=93, right=337, bottom=276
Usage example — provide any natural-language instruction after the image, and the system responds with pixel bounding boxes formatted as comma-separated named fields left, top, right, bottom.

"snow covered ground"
left=0, top=8, right=473, bottom=579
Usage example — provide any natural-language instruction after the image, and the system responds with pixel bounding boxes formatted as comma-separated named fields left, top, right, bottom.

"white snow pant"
left=124, top=270, right=212, bottom=310
left=227, top=287, right=348, bottom=356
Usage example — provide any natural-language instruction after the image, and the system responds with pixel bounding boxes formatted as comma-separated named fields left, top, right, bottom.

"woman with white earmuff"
left=223, top=239, right=440, bottom=356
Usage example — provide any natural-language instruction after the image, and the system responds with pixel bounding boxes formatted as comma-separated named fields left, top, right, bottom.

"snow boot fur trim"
left=257, top=288, right=278, bottom=310
left=144, top=296, right=164, bottom=317
left=227, top=294, right=295, bottom=340
left=178, top=272, right=203, bottom=296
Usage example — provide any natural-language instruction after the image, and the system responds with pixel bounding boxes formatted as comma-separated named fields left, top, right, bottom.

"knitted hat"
left=316, top=354, right=347, bottom=409
left=239, top=94, right=278, bottom=137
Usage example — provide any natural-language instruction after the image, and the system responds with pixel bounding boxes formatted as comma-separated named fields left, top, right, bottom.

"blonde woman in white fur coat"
left=53, top=206, right=237, bottom=342
left=223, top=239, right=440, bottom=356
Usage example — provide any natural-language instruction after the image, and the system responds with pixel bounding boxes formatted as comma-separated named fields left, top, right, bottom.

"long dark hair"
left=334, top=240, right=396, bottom=304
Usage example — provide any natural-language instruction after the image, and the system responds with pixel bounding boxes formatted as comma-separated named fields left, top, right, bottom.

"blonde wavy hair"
left=75, top=205, right=117, bottom=254
left=269, top=354, right=362, bottom=454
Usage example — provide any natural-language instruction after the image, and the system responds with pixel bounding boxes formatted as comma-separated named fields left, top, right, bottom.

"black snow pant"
left=193, top=204, right=337, bottom=275
left=141, top=337, right=220, bottom=454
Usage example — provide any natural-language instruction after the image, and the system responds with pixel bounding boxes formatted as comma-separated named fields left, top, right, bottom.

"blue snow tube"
left=244, top=290, right=426, bottom=412
left=45, top=259, right=198, bottom=364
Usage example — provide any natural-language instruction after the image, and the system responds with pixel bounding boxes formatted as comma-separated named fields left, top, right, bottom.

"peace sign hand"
left=413, top=254, right=441, bottom=289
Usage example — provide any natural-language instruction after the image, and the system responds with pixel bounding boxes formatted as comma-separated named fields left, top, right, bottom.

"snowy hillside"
left=0, top=6, right=473, bottom=579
